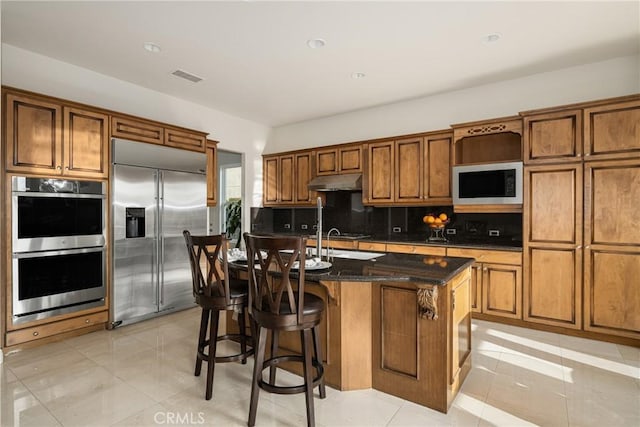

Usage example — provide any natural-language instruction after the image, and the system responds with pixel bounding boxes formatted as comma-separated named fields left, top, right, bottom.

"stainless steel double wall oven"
left=11, top=176, right=107, bottom=324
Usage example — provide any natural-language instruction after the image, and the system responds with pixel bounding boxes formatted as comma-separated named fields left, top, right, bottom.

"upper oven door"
left=452, top=161, right=523, bottom=205
left=12, top=177, right=106, bottom=252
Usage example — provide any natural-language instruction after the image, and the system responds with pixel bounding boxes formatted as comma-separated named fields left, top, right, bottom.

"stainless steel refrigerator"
left=112, top=139, right=207, bottom=326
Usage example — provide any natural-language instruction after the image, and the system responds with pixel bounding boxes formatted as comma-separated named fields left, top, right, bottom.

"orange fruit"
left=423, top=215, right=435, bottom=224
left=439, top=260, right=448, bottom=268
left=439, top=213, right=448, bottom=221
left=434, top=218, right=442, bottom=224
left=424, top=257, right=435, bottom=265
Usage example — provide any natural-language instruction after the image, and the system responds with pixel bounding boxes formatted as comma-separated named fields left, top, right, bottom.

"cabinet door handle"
left=56, top=165, right=62, bottom=170
left=65, top=166, right=69, bottom=170
left=33, top=331, right=39, bottom=336
left=585, top=245, right=590, bottom=249
left=483, top=267, right=488, bottom=272
left=576, top=245, right=582, bottom=249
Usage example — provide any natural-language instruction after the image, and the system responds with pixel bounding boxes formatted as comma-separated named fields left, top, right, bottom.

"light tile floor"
left=1, top=308, right=639, bottom=426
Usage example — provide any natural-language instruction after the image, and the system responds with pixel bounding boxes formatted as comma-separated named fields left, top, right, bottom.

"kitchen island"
left=229, top=251, right=474, bottom=413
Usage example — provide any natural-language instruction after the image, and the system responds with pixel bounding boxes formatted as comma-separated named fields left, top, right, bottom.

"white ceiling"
left=2, top=1, right=638, bottom=127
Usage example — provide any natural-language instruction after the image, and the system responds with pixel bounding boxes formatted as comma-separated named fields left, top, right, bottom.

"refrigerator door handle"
left=159, top=171, right=165, bottom=306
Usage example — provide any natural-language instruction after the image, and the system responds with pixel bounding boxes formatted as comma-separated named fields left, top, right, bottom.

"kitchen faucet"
left=326, top=227, right=341, bottom=262
left=315, top=196, right=322, bottom=259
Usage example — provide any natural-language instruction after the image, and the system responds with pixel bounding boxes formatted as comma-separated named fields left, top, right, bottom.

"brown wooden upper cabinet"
left=111, top=115, right=206, bottom=153
left=316, top=144, right=362, bottom=176
left=452, top=117, right=523, bottom=165
left=5, top=91, right=109, bottom=178
left=294, top=151, right=317, bottom=205
left=522, top=109, right=583, bottom=164
left=264, top=152, right=313, bottom=206
left=206, top=140, right=218, bottom=206
left=583, top=97, right=640, bottom=161
left=365, top=131, right=452, bottom=206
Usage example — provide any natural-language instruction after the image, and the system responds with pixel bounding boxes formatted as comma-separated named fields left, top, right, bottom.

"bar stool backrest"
left=183, top=231, right=231, bottom=305
left=244, top=233, right=307, bottom=325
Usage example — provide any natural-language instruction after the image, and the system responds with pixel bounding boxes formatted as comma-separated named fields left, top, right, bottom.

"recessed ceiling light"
left=307, top=38, right=326, bottom=49
left=482, top=33, right=502, bottom=44
left=143, top=42, right=161, bottom=53
left=351, top=72, right=366, bottom=79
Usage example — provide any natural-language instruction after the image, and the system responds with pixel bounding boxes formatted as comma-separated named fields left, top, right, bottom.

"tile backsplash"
left=252, top=192, right=522, bottom=242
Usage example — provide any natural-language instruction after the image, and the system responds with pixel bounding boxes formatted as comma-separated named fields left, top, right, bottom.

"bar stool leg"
left=249, top=326, right=267, bottom=427
left=205, top=309, right=220, bottom=400
left=238, top=306, right=248, bottom=364
left=312, top=324, right=326, bottom=399
left=302, top=329, right=316, bottom=427
left=195, top=308, right=210, bottom=377
left=269, top=330, right=279, bottom=385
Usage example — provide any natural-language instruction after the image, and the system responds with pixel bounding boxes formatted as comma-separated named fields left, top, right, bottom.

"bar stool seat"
left=184, top=231, right=254, bottom=400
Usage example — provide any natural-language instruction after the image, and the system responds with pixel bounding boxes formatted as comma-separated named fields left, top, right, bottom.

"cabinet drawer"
left=386, top=244, right=446, bottom=256
left=165, top=127, right=206, bottom=152
left=111, top=116, right=164, bottom=145
left=358, top=241, right=386, bottom=252
left=6, top=311, right=108, bottom=346
left=447, top=248, right=521, bottom=265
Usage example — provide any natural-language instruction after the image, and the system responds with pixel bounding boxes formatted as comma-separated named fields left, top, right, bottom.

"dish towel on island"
left=417, top=287, right=438, bottom=320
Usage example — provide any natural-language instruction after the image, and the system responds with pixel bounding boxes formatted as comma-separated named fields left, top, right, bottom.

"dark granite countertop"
left=266, top=231, right=522, bottom=252
left=231, top=252, right=475, bottom=287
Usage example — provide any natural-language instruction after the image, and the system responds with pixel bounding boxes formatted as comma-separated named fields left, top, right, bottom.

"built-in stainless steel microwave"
left=452, top=161, right=523, bottom=205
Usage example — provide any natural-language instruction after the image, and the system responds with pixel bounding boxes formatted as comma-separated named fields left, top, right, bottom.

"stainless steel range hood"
left=307, top=173, right=362, bottom=191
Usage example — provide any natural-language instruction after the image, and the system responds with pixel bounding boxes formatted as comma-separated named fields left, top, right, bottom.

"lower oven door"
left=12, top=246, right=106, bottom=321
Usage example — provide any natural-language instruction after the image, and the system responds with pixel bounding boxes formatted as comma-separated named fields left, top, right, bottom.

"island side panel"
left=371, top=267, right=472, bottom=413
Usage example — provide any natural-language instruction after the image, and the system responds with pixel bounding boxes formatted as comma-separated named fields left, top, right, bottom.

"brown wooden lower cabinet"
left=447, top=248, right=522, bottom=320
left=5, top=310, right=108, bottom=347
left=584, top=248, right=640, bottom=339
left=524, top=246, right=582, bottom=329
left=482, top=263, right=522, bottom=320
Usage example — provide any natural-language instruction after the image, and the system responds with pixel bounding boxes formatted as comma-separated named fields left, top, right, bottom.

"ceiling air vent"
left=171, top=69, right=203, bottom=83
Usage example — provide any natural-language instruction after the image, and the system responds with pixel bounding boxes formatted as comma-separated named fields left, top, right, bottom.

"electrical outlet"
left=446, top=228, right=456, bottom=235
left=284, top=223, right=291, bottom=229
left=301, top=224, right=308, bottom=230
left=392, top=227, right=402, bottom=233
left=489, top=229, right=500, bottom=237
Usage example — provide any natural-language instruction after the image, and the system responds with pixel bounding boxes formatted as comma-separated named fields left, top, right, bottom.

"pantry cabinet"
left=4, top=92, right=109, bottom=178
left=523, top=164, right=583, bottom=329
left=583, top=159, right=640, bottom=339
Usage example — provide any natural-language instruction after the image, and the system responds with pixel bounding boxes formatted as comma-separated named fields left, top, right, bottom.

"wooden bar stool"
left=244, top=233, right=326, bottom=427
left=183, top=231, right=254, bottom=400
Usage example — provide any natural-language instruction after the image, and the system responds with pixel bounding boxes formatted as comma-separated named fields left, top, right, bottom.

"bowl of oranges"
left=422, top=213, right=449, bottom=229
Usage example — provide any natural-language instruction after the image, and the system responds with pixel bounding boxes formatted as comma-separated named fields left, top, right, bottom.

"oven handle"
left=13, top=246, right=105, bottom=259
left=12, top=191, right=106, bottom=199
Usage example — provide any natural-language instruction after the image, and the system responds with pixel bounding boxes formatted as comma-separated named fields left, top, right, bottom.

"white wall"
left=268, top=55, right=640, bottom=153
left=1, top=44, right=271, bottom=234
